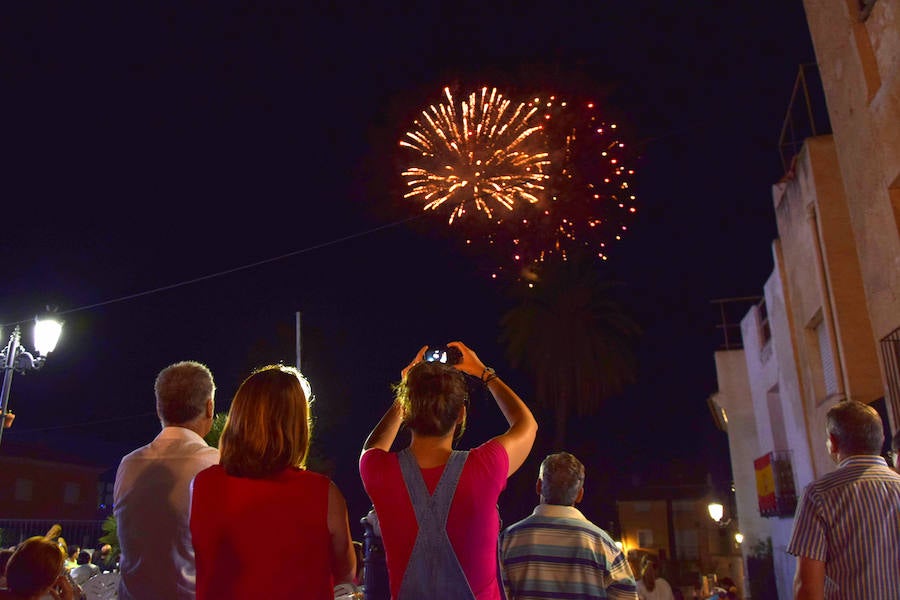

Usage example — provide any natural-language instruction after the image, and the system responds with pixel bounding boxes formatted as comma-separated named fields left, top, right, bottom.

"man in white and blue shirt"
left=499, top=452, right=638, bottom=600
left=787, top=400, right=900, bottom=599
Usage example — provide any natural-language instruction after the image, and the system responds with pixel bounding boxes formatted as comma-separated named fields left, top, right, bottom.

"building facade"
left=710, top=2, right=900, bottom=598
left=617, top=488, right=744, bottom=598
left=0, top=441, right=108, bottom=549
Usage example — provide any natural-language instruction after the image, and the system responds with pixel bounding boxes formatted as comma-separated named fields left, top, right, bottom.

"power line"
left=4, top=214, right=424, bottom=327
left=4, top=412, right=158, bottom=434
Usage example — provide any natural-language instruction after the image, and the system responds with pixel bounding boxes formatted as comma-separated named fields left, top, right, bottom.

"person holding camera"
left=360, top=341, right=538, bottom=600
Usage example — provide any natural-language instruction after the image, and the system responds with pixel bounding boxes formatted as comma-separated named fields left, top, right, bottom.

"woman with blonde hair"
left=0, top=537, right=77, bottom=600
left=190, top=365, right=356, bottom=599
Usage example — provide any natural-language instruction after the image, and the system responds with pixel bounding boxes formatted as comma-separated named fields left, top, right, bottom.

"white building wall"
left=803, top=0, right=900, bottom=427
left=710, top=349, right=765, bottom=600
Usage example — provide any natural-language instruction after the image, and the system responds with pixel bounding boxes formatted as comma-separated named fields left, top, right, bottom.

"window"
left=633, top=502, right=651, bottom=513
left=672, top=500, right=694, bottom=512
left=14, top=478, right=33, bottom=501
left=859, top=0, right=877, bottom=20
left=816, top=320, right=839, bottom=396
left=637, top=529, right=654, bottom=548
left=675, top=529, right=699, bottom=560
left=758, top=298, right=771, bottom=348
left=63, top=482, right=80, bottom=504
left=767, top=386, right=789, bottom=451
left=879, top=326, right=900, bottom=428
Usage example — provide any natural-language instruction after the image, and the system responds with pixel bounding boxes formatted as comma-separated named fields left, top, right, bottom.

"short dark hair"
left=539, top=452, right=585, bottom=505
left=396, top=361, right=468, bottom=437
left=826, top=400, right=884, bottom=456
left=155, top=361, right=215, bottom=425
left=76, top=550, right=91, bottom=565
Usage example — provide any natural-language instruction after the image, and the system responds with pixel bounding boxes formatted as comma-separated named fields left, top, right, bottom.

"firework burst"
left=400, top=86, right=550, bottom=224
left=485, top=95, right=639, bottom=281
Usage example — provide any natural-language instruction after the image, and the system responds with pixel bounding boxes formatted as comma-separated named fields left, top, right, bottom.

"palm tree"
left=500, top=251, right=641, bottom=450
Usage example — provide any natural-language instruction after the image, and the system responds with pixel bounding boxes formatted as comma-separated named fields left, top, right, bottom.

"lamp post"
left=0, top=317, right=63, bottom=446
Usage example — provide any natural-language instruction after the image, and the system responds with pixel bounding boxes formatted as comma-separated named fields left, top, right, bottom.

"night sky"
left=1, top=3, right=816, bottom=529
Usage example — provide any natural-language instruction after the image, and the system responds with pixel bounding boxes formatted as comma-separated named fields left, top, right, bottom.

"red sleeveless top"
left=190, top=465, right=333, bottom=600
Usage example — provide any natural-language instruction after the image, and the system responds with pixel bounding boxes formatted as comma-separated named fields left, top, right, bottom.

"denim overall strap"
left=396, top=448, right=475, bottom=600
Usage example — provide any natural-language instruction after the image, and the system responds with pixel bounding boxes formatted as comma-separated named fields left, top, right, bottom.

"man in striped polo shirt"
left=787, top=400, right=900, bottom=599
left=499, top=452, right=638, bottom=599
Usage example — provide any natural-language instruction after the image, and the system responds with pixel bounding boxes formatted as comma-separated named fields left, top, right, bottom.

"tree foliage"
left=500, top=252, right=641, bottom=448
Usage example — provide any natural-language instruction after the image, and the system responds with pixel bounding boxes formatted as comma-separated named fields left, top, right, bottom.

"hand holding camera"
left=423, top=345, right=463, bottom=365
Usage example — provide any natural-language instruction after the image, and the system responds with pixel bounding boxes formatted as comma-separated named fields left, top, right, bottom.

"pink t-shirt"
left=360, top=440, right=509, bottom=600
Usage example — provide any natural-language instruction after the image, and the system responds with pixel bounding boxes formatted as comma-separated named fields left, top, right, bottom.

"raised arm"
left=361, top=346, right=426, bottom=455
left=449, top=341, right=537, bottom=477
left=327, top=481, right=356, bottom=586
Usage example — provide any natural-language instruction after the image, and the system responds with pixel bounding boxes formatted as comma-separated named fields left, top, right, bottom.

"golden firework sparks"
left=400, top=86, right=550, bottom=224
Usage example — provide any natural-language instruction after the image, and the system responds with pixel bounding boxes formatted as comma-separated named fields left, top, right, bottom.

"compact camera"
left=423, top=345, right=462, bottom=365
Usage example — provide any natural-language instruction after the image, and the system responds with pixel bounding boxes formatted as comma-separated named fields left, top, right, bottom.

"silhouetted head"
left=396, top=361, right=467, bottom=439
left=5, top=536, right=66, bottom=598
left=825, top=400, right=884, bottom=458
left=538, top=452, right=585, bottom=506
left=220, top=364, right=312, bottom=478
left=155, top=361, right=215, bottom=429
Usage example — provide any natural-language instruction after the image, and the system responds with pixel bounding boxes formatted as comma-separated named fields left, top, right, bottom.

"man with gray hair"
left=787, top=400, right=900, bottom=598
left=499, top=452, right=638, bottom=599
left=114, top=361, right=219, bottom=600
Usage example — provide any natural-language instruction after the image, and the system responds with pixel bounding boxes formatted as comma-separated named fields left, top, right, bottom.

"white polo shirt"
left=113, top=426, right=219, bottom=600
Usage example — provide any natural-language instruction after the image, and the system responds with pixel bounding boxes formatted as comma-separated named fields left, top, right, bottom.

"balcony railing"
left=754, top=450, right=798, bottom=518
left=880, top=326, right=900, bottom=428
left=0, top=518, right=106, bottom=550
left=778, top=63, right=832, bottom=176
left=711, top=296, right=763, bottom=350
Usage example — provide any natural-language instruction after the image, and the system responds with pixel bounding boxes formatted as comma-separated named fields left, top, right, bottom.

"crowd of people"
left=0, top=529, right=117, bottom=600
left=2, top=340, right=899, bottom=599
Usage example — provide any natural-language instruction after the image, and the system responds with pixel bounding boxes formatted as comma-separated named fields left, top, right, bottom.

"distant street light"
left=708, top=502, right=725, bottom=523
left=708, top=500, right=736, bottom=528
left=734, top=532, right=744, bottom=545
left=0, top=317, right=63, bottom=446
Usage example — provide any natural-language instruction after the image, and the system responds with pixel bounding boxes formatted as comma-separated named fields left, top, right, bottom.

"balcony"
left=778, top=63, right=831, bottom=177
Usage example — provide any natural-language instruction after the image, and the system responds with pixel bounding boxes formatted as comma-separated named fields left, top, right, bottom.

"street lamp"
left=0, top=317, right=63, bottom=445
left=708, top=502, right=725, bottom=523
left=708, top=501, right=735, bottom=527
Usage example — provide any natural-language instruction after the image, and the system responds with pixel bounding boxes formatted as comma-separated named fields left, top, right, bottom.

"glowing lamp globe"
left=708, top=502, right=724, bottom=523
left=33, top=318, right=62, bottom=356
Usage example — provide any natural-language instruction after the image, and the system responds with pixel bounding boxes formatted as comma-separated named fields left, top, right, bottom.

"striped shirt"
left=500, top=504, right=638, bottom=600
left=786, top=455, right=900, bottom=598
